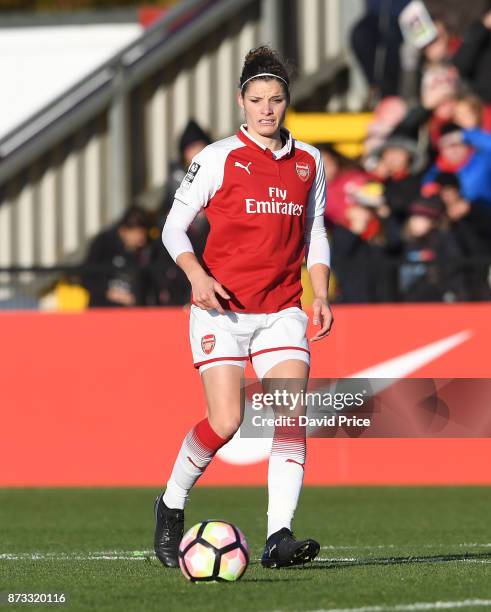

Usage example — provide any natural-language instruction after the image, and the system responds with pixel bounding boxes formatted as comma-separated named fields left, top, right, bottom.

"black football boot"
left=261, top=527, right=320, bottom=568
left=153, top=493, right=184, bottom=568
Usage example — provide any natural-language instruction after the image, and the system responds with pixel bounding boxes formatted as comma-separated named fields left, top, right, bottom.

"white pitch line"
left=321, top=543, right=491, bottom=551
left=290, top=599, right=491, bottom=612
left=253, top=557, right=491, bottom=565
left=312, top=558, right=491, bottom=564
left=0, top=550, right=154, bottom=561
left=2, top=546, right=490, bottom=565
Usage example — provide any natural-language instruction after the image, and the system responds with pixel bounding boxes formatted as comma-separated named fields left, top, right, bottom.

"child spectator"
left=398, top=196, right=463, bottom=302
left=317, top=143, right=369, bottom=227
left=366, top=136, right=426, bottom=224
left=433, top=173, right=491, bottom=298
left=423, top=122, right=491, bottom=207
left=453, top=94, right=485, bottom=131
left=330, top=187, right=393, bottom=303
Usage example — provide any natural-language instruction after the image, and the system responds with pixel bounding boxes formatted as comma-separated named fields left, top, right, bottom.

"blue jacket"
left=423, top=129, right=491, bottom=207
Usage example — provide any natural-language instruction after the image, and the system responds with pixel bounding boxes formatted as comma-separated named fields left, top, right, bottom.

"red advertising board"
left=1, top=303, right=490, bottom=486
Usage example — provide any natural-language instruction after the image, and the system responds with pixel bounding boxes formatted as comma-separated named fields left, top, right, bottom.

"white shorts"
left=190, top=305, right=310, bottom=379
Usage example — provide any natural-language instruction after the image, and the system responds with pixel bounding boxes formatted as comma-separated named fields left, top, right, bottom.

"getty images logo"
left=245, top=187, right=304, bottom=216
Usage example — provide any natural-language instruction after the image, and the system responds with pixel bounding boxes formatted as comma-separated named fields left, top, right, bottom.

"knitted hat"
left=367, top=135, right=426, bottom=173
left=434, top=172, right=461, bottom=189
left=179, top=120, right=211, bottom=155
left=438, top=122, right=463, bottom=148
left=409, top=195, right=444, bottom=220
left=439, top=122, right=461, bottom=138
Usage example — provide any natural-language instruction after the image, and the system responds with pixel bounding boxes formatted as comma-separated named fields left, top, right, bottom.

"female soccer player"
left=156, top=46, right=333, bottom=569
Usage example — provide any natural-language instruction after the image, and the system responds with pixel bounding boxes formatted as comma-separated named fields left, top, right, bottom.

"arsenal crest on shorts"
left=201, top=334, right=216, bottom=355
left=295, top=162, right=310, bottom=182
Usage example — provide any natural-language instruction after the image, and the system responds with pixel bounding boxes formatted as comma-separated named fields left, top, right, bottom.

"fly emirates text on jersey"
left=245, top=187, right=304, bottom=216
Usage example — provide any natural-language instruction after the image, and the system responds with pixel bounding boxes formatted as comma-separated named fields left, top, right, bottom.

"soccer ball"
left=178, top=520, right=249, bottom=582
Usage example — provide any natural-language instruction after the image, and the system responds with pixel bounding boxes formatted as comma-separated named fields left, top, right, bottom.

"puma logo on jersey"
left=234, top=161, right=252, bottom=175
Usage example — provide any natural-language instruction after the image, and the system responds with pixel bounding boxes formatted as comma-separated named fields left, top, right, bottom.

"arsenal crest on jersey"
left=295, top=162, right=310, bottom=182
left=201, top=334, right=216, bottom=355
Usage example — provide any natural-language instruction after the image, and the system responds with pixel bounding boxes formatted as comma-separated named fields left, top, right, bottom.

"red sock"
left=163, top=418, right=229, bottom=509
left=194, top=418, right=228, bottom=452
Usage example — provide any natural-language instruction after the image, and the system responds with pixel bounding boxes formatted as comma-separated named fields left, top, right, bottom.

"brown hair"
left=315, top=143, right=362, bottom=172
left=239, top=46, right=290, bottom=100
left=119, top=205, right=150, bottom=229
left=455, top=94, right=483, bottom=126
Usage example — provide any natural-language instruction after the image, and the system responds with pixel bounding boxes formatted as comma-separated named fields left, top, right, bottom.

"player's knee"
left=210, top=416, right=241, bottom=439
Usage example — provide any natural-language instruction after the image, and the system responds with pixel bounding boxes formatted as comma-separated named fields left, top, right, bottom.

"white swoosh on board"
left=216, top=329, right=473, bottom=465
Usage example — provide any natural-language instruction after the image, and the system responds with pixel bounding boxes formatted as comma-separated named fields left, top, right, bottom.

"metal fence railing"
left=0, top=0, right=363, bottom=279
left=1, top=258, right=490, bottom=312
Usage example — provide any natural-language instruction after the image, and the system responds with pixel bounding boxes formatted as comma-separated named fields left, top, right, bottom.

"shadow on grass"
left=293, top=551, right=491, bottom=570
left=241, top=576, right=309, bottom=583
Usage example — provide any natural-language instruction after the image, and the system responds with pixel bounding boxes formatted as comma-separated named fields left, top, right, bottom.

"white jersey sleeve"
left=305, top=214, right=331, bottom=269
left=306, top=146, right=327, bottom=218
left=162, top=136, right=241, bottom=262
left=174, top=144, right=224, bottom=211
left=161, top=200, right=199, bottom=262
left=303, top=146, right=330, bottom=268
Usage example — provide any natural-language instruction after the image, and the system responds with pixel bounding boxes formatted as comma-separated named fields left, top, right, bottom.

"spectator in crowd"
left=420, top=63, right=460, bottom=138
left=144, top=234, right=191, bottom=306
left=344, top=2, right=491, bottom=305
left=452, top=8, right=491, bottom=129
left=147, top=119, right=212, bottom=306
left=366, top=135, right=425, bottom=225
left=391, top=61, right=460, bottom=159
left=82, top=206, right=150, bottom=308
left=364, top=96, right=408, bottom=156
left=159, top=119, right=211, bottom=217
left=425, top=0, right=490, bottom=37
left=453, top=94, right=484, bottom=131
left=390, top=5, right=461, bottom=106
left=350, top=0, right=411, bottom=101
left=409, top=12, right=461, bottom=102
left=423, top=122, right=491, bottom=207
left=317, top=143, right=369, bottom=227
left=431, top=173, right=491, bottom=298
left=388, top=7, right=464, bottom=158
left=398, top=196, right=463, bottom=302
left=421, top=14, right=461, bottom=66
left=331, top=182, right=395, bottom=303
left=158, top=121, right=211, bottom=256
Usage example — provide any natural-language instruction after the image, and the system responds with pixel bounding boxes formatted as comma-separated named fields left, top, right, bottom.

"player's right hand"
left=190, top=271, right=230, bottom=314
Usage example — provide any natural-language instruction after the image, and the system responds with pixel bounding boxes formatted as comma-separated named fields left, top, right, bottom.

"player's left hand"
left=310, top=297, right=333, bottom=342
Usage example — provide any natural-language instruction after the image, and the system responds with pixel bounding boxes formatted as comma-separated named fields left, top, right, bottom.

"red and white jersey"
left=174, top=125, right=327, bottom=314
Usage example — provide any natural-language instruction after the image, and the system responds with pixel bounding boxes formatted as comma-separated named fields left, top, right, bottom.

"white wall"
left=0, top=23, right=143, bottom=138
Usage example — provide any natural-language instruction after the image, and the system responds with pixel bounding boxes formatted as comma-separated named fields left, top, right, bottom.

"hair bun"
left=244, top=46, right=281, bottom=67
left=240, top=46, right=291, bottom=92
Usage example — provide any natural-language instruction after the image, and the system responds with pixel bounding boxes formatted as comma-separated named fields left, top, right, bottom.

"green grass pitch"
left=1, top=487, right=490, bottom=611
